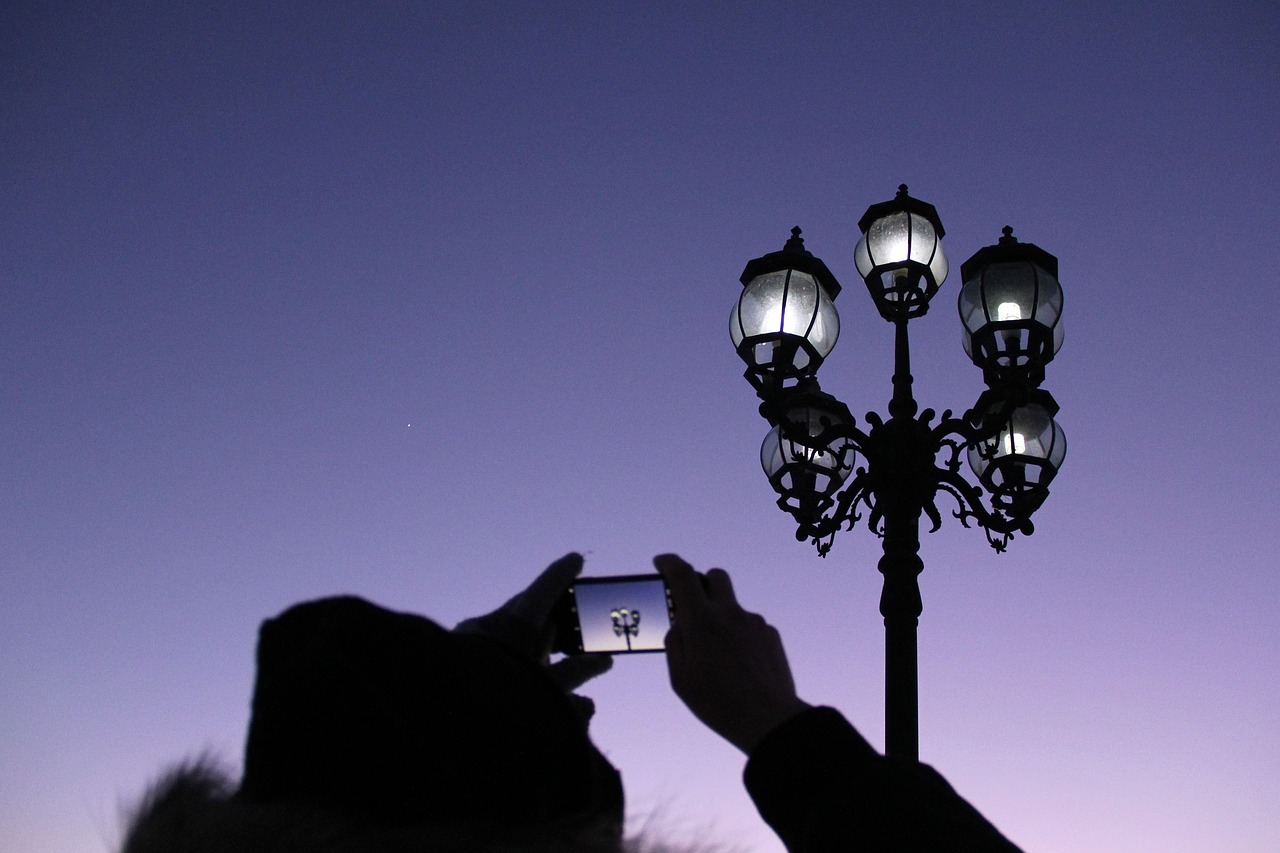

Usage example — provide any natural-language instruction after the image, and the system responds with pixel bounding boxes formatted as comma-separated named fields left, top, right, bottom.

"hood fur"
left=119, top=758, right=721, bottom=853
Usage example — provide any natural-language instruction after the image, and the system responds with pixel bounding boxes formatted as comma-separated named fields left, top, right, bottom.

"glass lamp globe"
left=958, top=227, right=1063, bottom=389
left=854, top=185, right=948, bottom=320
left=732, top=228, right=842, bottom=392
left=759, top=385, right=855, bottom=521
left=967, top=395, right=1066, bottom=517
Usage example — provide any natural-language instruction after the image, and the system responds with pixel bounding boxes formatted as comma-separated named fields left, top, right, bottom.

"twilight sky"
left=2, top=2, right=1278, bottom=851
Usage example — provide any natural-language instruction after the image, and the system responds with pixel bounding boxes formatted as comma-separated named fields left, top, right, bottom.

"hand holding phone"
left=656, top=554, right=810, bottom=753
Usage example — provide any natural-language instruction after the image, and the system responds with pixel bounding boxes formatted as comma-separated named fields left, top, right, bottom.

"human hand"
left=656, top=554, right=811, bottom=754
left=455, top=553, right=613, bottom=700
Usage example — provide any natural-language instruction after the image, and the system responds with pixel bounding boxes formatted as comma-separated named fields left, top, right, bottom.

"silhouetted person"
left=655, top=553, right=1023, bottom=852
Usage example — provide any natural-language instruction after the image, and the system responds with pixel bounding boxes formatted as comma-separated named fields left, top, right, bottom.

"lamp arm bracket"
left=801, top=420, right=870, bottom=452
left=804, top=468, right=873, bottom=555
left=931, top=402, right=1008, bottom=451
left=936, top=468, right=1030, bottom=552
left=769, top=402, right=869, bottom=456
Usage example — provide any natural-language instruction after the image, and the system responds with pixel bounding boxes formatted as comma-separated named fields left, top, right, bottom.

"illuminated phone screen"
left=571, top=576, right=671, bottom=653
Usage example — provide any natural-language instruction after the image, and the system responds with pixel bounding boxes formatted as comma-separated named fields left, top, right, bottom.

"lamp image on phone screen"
left=567, top=575, right=672, bottom=653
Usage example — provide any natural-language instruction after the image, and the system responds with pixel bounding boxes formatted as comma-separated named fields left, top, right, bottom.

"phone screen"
left=563, top=575, right=672, bottom=654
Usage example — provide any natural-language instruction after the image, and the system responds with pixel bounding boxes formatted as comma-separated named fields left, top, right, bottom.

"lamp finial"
left=784, top=226, right=805, bottom=251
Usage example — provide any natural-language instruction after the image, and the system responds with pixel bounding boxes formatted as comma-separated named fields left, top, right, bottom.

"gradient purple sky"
left=3, top=2, right=1278, bottom=851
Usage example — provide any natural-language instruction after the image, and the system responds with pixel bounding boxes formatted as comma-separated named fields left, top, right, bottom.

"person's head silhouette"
left=236, top=595, right=623, bottom=837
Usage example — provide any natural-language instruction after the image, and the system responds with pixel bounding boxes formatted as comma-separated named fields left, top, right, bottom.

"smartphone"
left=551, top=574, right=673, bottom=654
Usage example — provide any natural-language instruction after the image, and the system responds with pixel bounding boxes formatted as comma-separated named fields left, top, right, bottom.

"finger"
left=453, top=609, right=542, bottom=654
left=566, top=693, right=597, bottom=724
left=662, top=623, right=686, bottom=684
left=703, top=568, right=739, bottom=605
left=500, top=552, right=585, bottom=624
left=654, top=553, right=707, bottom=616
left=549, top=652, right=614, bottom=691
left=453, top=553, right=584, bottom=657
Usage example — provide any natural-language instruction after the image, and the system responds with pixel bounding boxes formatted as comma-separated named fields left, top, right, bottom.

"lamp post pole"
left=729, top=186, right=1067, bottom=762
left=879, top=315, right=925, bottom=760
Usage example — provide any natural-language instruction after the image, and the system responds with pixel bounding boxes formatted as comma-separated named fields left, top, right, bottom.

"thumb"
left=549, top=653, right=614, bottom=692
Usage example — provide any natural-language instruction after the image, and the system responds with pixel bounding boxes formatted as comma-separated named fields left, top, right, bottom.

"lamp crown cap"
left=857, top=185, right=945, bottom=237
left=960, top=228, right=1059, bottom=281
left=738, top=227, right=843, bottom=299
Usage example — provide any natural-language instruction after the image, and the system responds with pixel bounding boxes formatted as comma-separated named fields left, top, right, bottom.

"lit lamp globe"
left=854, top=185, right=948, bottom=320
left=732, top=228, right=842, bottom=392
left=967, top=393, right=1066, bottom=518
left=958, top=227, right=1063, bottom=389
left=760, top=384, right=855, bottom=524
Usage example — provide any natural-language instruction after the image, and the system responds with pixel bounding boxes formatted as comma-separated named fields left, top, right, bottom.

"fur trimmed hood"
left=120, top=759, right=692, bottom=853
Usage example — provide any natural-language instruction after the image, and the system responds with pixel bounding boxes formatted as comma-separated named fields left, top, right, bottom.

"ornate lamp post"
left=730, top=186, right=1067, bottom=761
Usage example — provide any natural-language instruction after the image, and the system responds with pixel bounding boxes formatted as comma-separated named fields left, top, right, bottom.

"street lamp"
left=730, top=185, right=1066, bottom=761
left=611, top=608, right=641, bottom=651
